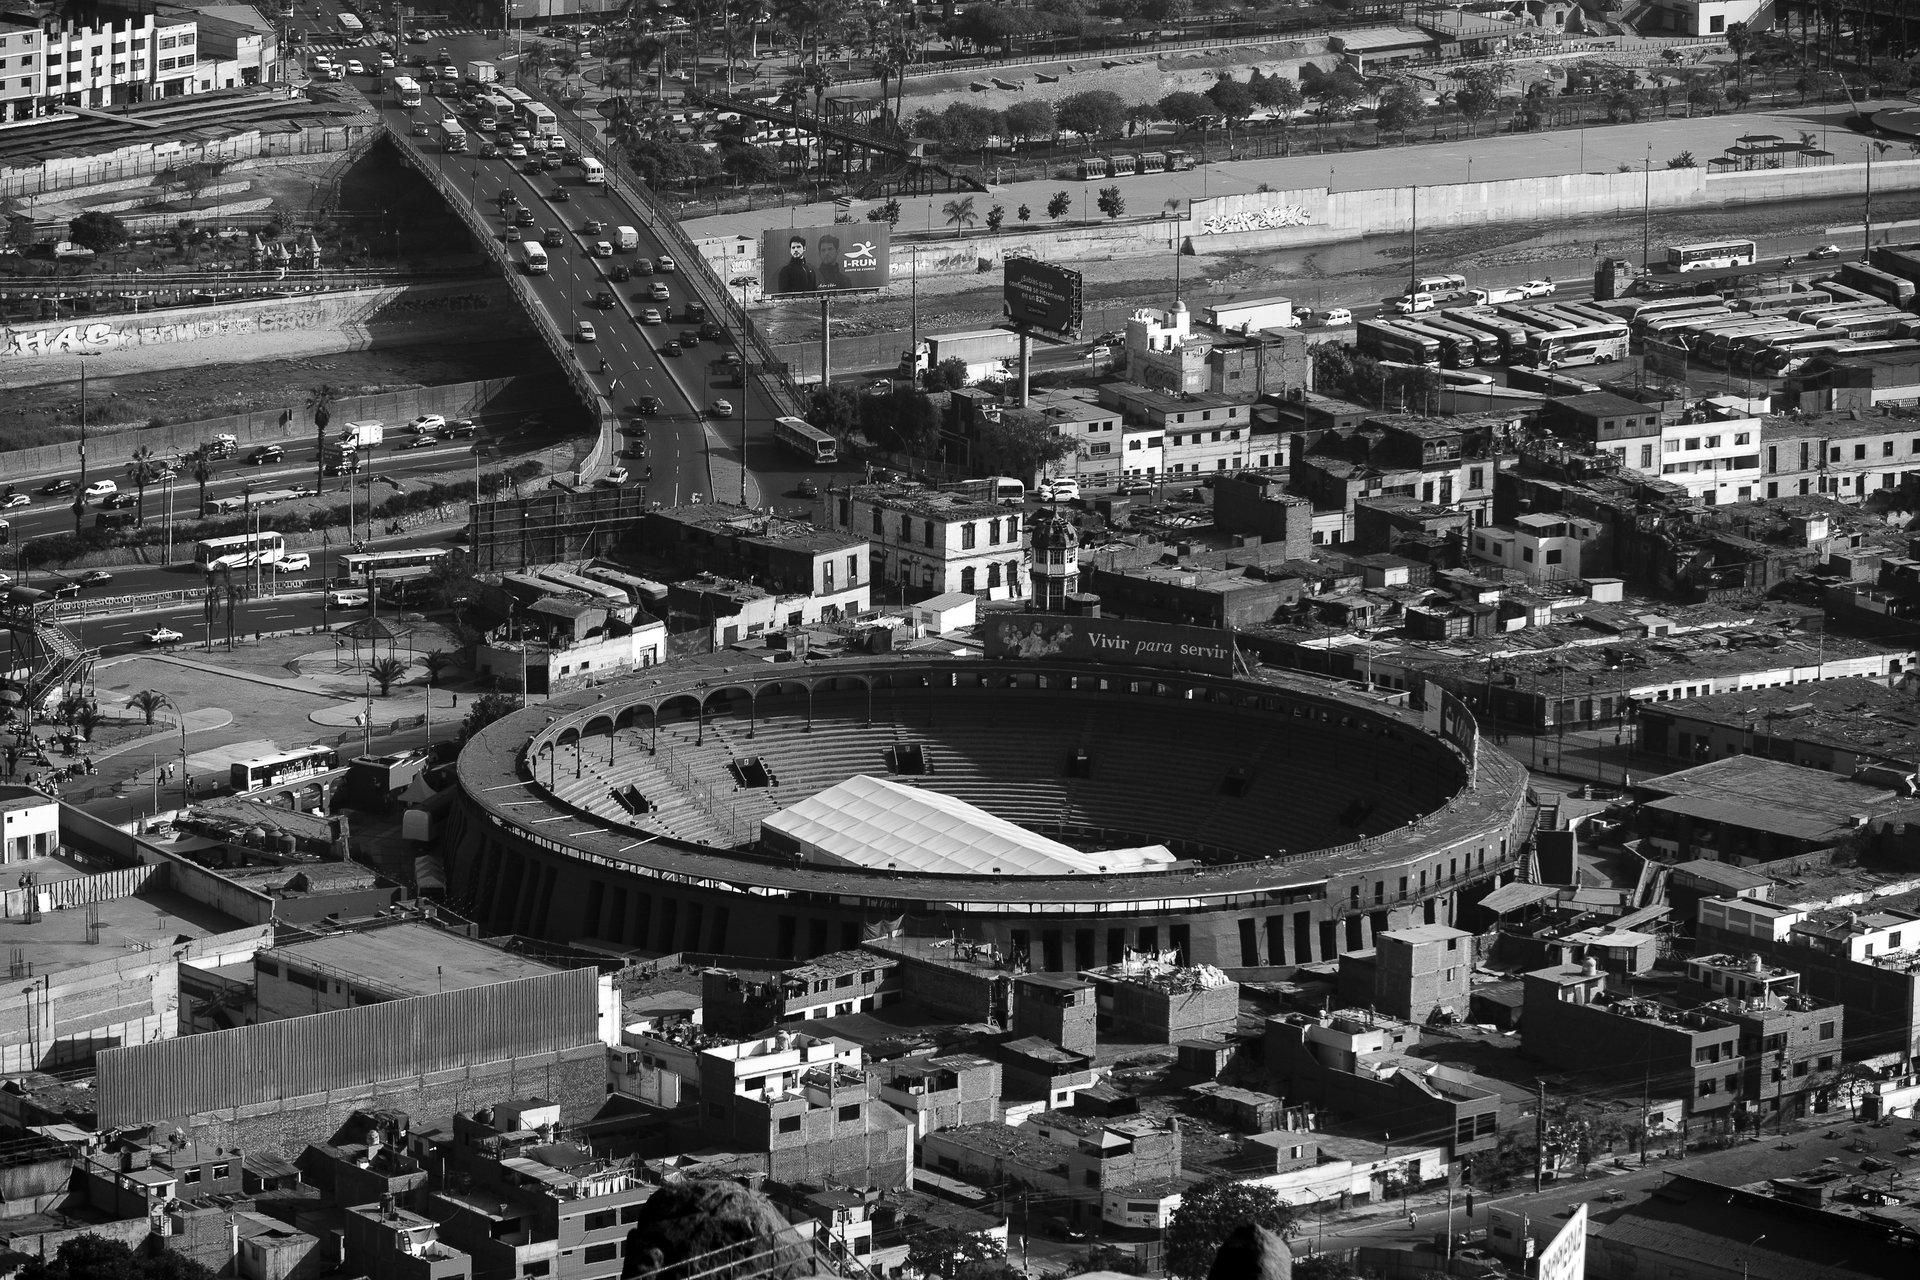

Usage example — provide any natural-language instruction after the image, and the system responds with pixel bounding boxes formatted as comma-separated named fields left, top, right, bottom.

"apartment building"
left=1683, top=953, right=1845, bottom=1123
left=1021, top=390, right=1142, bottom=489
left=1290, top=415, right=1502, bottom=539
left=696, top=1031, right=912, bottom=1187
left=869, top=1052, right=1003, bottom=1138
left=820, top=484, right=1025, bottom=602
left=1759, top=408, right=1920, bottom=501
left=701, top=950, right=902, bottom=1036
left=31, top=12, right=196, bottom=109
left=640, top=503, right=870, bottom=624
left=1468, top=513, right=1608, bottom=585
left=1097, top=384, right=1284, bottom=478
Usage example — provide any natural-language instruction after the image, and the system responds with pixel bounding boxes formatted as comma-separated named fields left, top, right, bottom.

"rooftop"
left=652, top=503, right=865, bottom=554
left=862, top=934, right=1015, bottom=975
left=1646, top=676, right=1920, bottom=765
left=844, top=485, right=1006, bottom=521
left=264, top=922, right=562, bottom=996
left=1638, top=755, right=1898, bottom=842
left=781, top=949, right=893, bottom=984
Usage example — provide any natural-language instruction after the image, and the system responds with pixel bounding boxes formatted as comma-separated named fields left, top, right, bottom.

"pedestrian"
left=1465, top=1191, right=1475, bottom=1216
left=1407, top=1211, right=1416, bottom=1231
left=451, top=693, right=459, bottom=708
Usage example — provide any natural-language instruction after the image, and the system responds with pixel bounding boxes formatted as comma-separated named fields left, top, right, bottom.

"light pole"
left=1742, top=1235, right=1766, bottom=1280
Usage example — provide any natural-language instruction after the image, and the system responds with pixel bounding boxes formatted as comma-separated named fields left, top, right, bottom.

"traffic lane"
left=61, top=594, right=333, bottom=656
left=18, top=526, right=464, bottom=598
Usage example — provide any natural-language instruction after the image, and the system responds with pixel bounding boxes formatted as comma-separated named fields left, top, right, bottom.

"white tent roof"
left=764, top=775, right=1175, bottom=877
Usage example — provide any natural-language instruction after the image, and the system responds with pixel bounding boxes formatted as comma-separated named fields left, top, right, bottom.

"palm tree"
left=943, top=195, right=978, bottom=235
left=368, top=656, right=410, bottom=696
left=549, top=48, right=580, bottom=89
left=307, top=383, right=337, bottom=494
left=128, top=689, right=173, bottom=726
left=624, top=35, right=670, bottom=102
left=189, top=446, right=217, bottom=519
left=72, top=704, right=105, bottom=742
left=126, top=445, right=162, bottom=524
left=423, top=650, right=455, bottom=686
left=521, top=42, right=552, bottom=86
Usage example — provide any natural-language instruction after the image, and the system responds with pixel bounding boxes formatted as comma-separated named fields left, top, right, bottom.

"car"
left=656, top=255, right=676, bottom=273
left=1320, top=307, right=1354, bottom=326
left=523, top=160, right=544, bottom=175
left=378, top=52, right=396, bottom=68
left=680, top=329, right=702, bottom=348
left=507, top=143, right=527, bottom=159
left=3, top=493, right=28, bottom=508
left=551, top=186, right=571, bottom=202
left=722, top=350, right=743, bottom=367
left=576, top=320, right=599, bottom=342
left=633, top=257, right=654, bottom=275
left=83, top=479, right=117, bottom=497
left=1116, top=479, right=1152, bottom=496
left=590, top=292, right=616, bottom=309
left=639, top=307, right=663, bottom=325
left=608, top=263, right=631, bottom=283
left=249, top=446, right=283, bottom=465
left=103, top=493, right=136, bottom=509
left=446, top=419, right=479, bottom=437
left=513, top=126, right=531, bottom=142
left=659, top=341, right=682, bottom=357
left=140, top=626, right=183, bottom=644
left=702, top=321, right=726, bottom=342
left=635, top=397, right=664, bottom=418
left=75, top=570, right=113, bottom=588
left=1809, top=243, right=1843, bottom=258
left=542, top=152, right=563, bottom=170
left=543, top=227, right=565, bottom=248
left=346, top=58, right=365, bottom=75
left=1088, top=344, right=1112, bottom=360
left=710, top=398, right=733, bottom=417
left=505, top=228, right=521, bottom=243
left=1521, top=279, right=1556, bottom=297
left=1038, top=478, right=1080, bottom=502
left=478, top=141, right=498, bottom=158
left=277, top=552, right=312, bottom=573
left=327, top=590, right=371, bottom=608
left=582, top=218, right=603, bottom=235
left=650, top=282, right=671, bottom=302
left=408, top=414, right=447, bottom=434
left=477, top=115, right=497, bottom=131
left=515, top=207, right=535, bottom=226
left=796, top=477, right=819, bottom=498
left=598, top=466, right=630, bottom=487
left=403, top=435, right=438, bottom=449
left=729, top=275, right=757, bottom=288
left=591, top=240, right=613, bottom=257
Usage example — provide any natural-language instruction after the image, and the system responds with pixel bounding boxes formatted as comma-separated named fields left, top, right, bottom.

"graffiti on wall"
left=1196, top=204, right=1316, bottom=235
left=1, top=307, right=329, bottom=358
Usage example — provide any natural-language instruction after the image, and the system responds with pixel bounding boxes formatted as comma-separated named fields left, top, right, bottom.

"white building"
left=1467, top=513, right=1606, bottom=585
left=182, top=4, right=277, bottom=90
left=39, top=12, right=197, bottom=109
left=821, top=485, right=1026, bottom=602
left=1652, top=415, right=1763, bottom=504
left=0, top=793, right=59, bottom=863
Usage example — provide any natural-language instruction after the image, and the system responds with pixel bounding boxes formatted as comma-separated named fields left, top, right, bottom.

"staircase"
left=21, top=618, right=95, bottom=712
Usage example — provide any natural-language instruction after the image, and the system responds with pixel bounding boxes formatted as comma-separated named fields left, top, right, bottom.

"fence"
left=0, top=119, right=380, bottom=202
left=0, top=862, right=162, bottom=920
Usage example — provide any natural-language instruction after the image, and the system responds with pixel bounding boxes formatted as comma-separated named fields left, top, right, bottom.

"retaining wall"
left=0, top=117, right=379, bottom=200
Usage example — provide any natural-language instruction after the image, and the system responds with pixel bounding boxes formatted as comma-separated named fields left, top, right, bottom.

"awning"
left=1478, top=882, right=1559, bottom=915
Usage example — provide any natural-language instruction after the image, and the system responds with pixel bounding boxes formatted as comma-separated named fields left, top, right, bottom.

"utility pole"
left=1534, top=1078, right=1547, bottom=1194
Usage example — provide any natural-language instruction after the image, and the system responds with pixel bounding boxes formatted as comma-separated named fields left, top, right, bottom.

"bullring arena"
left=446, top=655, right=1537, bottom=971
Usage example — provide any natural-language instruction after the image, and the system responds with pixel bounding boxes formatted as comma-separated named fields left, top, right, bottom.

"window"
left=212, top=1163, right=229, bottom=1179
left=960, top=566, right=976, bottom=593
left=1704, top=436, right=1720, bottom=449
left=847, top=554, right=859, bottom=585
left=1818, top=1055, right=1835, bottom=1071
left=837, top=1103, right=861, bottom=1122
left=988, top=520, right=1001, bottom=545
left=523, top=1265, right=550, bottom=1278
left=1831, top=446, right=1843, bottom=462
left=1887, top=440, right=1897, bottom=457
left=586, top=1211, right=617, bottom=1231
left=1685, top=437, right=1700, bottom=450
left=1699, top=1079, right=1717, bottom=1096
left=922, top=520, right=934, bottom=548
left=1856, top=444, right=1869, bottom=460
left=870, top=508, right=882, bottom=533
left=183, top=1168, right=203, bottom=1184
left=584, top=1244, right=618, bottom=1265
left=1641, top=444, right=1654, bottom=468
left=1695, top=1046, right=1717, bottom=1065
left=962, top=523, right=977, bottom=549
left=1735, top=432, right=1750, bottom=445
left=1544, top=549, right=1563, bottom=565
left=1819, top=1021, right=1836, bottom=1039
left=778, top=1115, right=801, bottom=1133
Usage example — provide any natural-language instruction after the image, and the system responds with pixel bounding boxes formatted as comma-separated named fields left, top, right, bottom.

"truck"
left=911, top=330, right=1020, bottom=384
left=1201, top=294, right=1299, bottom=334
left=465, top=60, right=498, bottom=87
left=1468, top=285, right=1530, bottom=305
left=614, top=225, right=639, bottom=252
left=323, top=444, right=363, bottom=476
left=337, top=420, right=385, bottom=450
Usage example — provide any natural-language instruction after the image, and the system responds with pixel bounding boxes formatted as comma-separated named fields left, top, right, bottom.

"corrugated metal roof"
left=1479, top=882, right=1559, bottom=914
left=1644, top=794, right=1845, bottom=841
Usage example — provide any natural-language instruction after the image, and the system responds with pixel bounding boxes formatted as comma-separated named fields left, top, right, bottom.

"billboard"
left=1004, top=258, right=1084, bottom=336
left=761, top=225, right=890, bottom=296
left=983, top=614, right=1235, bottom=677
left=1536, top=1203, right=1587, bottom=1280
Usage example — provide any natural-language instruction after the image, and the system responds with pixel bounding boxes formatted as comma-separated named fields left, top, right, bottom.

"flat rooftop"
left=1645, top=676, right=1920, bottom=762
left=264, top=922, right=560, bottom=995
left=0, top=886, right=246, bottom=976
left=1638, top=755, right=1898, bottom=841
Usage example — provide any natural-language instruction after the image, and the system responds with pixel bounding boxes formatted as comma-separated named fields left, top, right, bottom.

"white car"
left=639, top=308, right=663, bottom=325
left=1038, top=479, right=1080, bottom=503
left=84, top=479, right=117, bottom=498
left=1321, top=307, right=1354, bottom=326
left=575, top=321, right=598, bottom=342
left=598, top=466, right=630, bottom=487
left=1808, top=244, right=1842, bottom=259
left=593, top=241, right=614, bottom=258
left=1088, top=344, right=1112, bottom=360
left=277, top=552, right=312, bottom=573
left=378, top=53, right=396, bottom=68
left=507, top=143, right=528, bottom=159
left=408, top=414, right=447, bottom=434
left=327, top=590, right=371, bottom=608
left=710, top=399, right=734, bottom=417
left=649, top=282, right=671, bottom=302
left=345, top=58, right=366, bottom=75
left=656, top=255, right=676, bottom=273
left=1521, top=279, right=1556, bottom=297
left=3, top=493, right=28, bottom=508
left=141, top=627, right=183, bottom=645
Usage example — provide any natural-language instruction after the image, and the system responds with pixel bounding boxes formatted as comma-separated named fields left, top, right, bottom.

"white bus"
left=390, top=75, right=422, bottom=108
left=1530, top=322, right=1631, bottom=368
left=525, top=102, right=559, bottom=142
left=1414, top=272, right=1468, bottom=295
left=773, top=415, right=839, bottom=464
left=339, top=547, right=451, bottom=581
left=951, top=476, right=1026, bottom=505
left=231, top=745, right=339, bottom=793
left=518, top=241, right=549, bottom=274
left=337, top=12, right=364, bottom=34
left=438, top=119, right=467, bottom=152
left=1666, top=239, right=1759, bottom=272
left=580, top=157, right=606, bottom=186
left=194, top=530, right=286, bottom=571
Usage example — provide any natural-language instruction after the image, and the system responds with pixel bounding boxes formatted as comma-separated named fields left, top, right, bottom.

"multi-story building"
left=639, top=504, right=870, bottom=624
left=1372, top=924, right=1473, bottom=1025
left=1079, top=955, right=1239, bottom=1043
left=22, top=11, right=198, bottom=110
left=1011, top=974, right=1097, bottom=1056
left=1654, top=412, right=1764, bottom=504
left=1096, top=384, right=1284, bottom=478
left=1540, top=392, right=1667, bottom=460
left=1122, top=302, right=1311, bottom=399
left=1212, top=472, right=1314, bottom=560
left=170, top=2, right=276, bottom=90
left=1290, top=415, right=1502, bottom=539
left=920, top=1115, right=1181, bottom=1227
left=1467, top=513, right=1608, bottom=584
left=1758, top=407, right=1920, bottom=501
left=1522, top=960, right=1744, bottom=1121
left=819, top=484, right=1025, bottom=602
left=1682, top=953, right=1845, bottom=1124
left=1022, top=390, right=1135, bottom=489
left=701, top=950, right=902, bottom=1036
left=869, top=1052, right=1003, bottom=1137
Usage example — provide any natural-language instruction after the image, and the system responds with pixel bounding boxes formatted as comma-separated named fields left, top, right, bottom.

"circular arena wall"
left=446, top=656, right=1535, bottom=971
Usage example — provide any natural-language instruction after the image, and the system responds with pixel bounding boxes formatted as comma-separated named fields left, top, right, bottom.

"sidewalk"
left=87, top=708, right=235, bottom=764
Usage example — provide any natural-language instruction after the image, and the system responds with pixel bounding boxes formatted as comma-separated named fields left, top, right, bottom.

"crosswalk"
left=301, top=26, right=485, bottom=51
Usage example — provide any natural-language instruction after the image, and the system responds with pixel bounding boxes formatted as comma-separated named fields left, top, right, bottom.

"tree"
left=1157, top=90, right=1214, bottom=130
left=1726, top=20, right=1752, bottom=78
left=867, top=197, right=903, bottom=226
left=923, top=356, right=971, bottom=391
left=66, top=211, right=127, bottom=253
left=985, top=204, right=1005, bottom=232
left=423, top=651, right=455, bottom=686
left=1455, top=71, right=1497, bottom=136
left=1667, top=150, right=1698, bottom=168
left=125, top=445, right=163, bottom=524
left=1056, top=88, right=1127, bottom=139
left=1164, top=1179, right=1297, bottom=1280
left=955, top=3, right=1031, bottom=55
left=1017, top=203, right=1031, bottom=222
left=189, top=446, right=217, bottom=518
left=307, top=383, right=338, bottom=493
left=808, top=383, right=865, bottom=437
left=1687, top=79, right=1724, bottom=114
left=943, top=195, right=979, bottom=235
left=928, top=102, right=1002, bottom=160
left=1046, top=190, right=1072, bottom=220
left=72, top=704, right=105, bottom=742
left=18, top=1235, right=209, bottom=1280
left=1066, top=1245, right=1147, bottom=1275
left=722, top=145, right=783, bottom=184
left=978, top=408, right=1076, bottom=478
left=1003, top=98, right=1056, bottom=146
left=367, top=657, right=410, bottom=696
left=905, top=1226, right=1007, bottom=1280
left=425, top=548, right=474, bottom=611
left=1205, top=76, right=1256, bottom=132
left=1258, top=75, right=1305, bottom=151
left=178, top=161, right=223, bottom=206
left=127, top=690, right=173, bottom=726
left=458, top=690, right=524, bottom=744
left=1096, top=185, right=1125, bottom=219
left=1374, top=83, right=1424, bottom=141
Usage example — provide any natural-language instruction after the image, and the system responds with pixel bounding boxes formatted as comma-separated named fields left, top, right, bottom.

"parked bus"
left=1355, top=319, right=1441, bottom=368
left=1414, top=273, right=1469, bottom=295
left=773, top=415, right=839, bottom=464
left=1793, top=302, right=1898, bottom=327
left=337, top=11, right=364, bottom=34
left=517, top=240, right=549, bottom=274
left=339, top=547, right=451, bottom=581
left=1551, top=302, right=1625, bottom=327
left=231, top=745, right=340, bottom=793
left=1837, top=262, right=1918, bottom=309
left=1702, top=322, right=1815, bottom=364
left=438, top=119, right=466, bottom=152
left=1640, top=309, right=1735, bottom=340
left=390, top=75, right=422, bottom=108
left=950, top=476, right=1027, bottom=505
left=1630, top=295, right=1738, bottom=323
left=1818, top=312, right=1918, bottom=340
left=1666, top=239, right=1759, bottom=272
left=1811, top=278, right=1883, bottom=307
left=1414, top=314, right=1500, bottom=364
left=1450, top=309, right=1531, bottom=359
left=1530, top=322, right=1631, bottom=368
left=1747, top=339, right=1849, bottom=376
left=194, top=530, right=286, bottom=571
left=1494, top=304, right=1579, bottom=334
left=1395, top=319, right=1478, bottom=367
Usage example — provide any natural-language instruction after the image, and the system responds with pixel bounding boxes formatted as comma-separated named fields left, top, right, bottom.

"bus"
left=518, top=241, right=549, bottom=274
left=951, top=476, right=1026, bottom=505
left=1747, top=339, right=1849, bottom=376
left=498, top=84, right=534, bottom=128
left=1355, top=319, right=1441, bottom=367
left=1494, top=305, right=1579, bottom=334
left=1396, top=319, right=1478, bottom=367
left=390, top=75, right=422, bottom=108
left=439, top=119, right=467, bottom=153
left=1411, top=314, right=1499, bottom=364
left=1450, top=309, right=1530, bottom=359
left=1812, top=278, right=1882, bottom=307
left=1630, top=295, right=1737, bottom=323
left=339, top=547, right=451, bottom=581
left=1837, top=262, right=1918, bottom=309
left=337, top=11, right=363, bottom=34
left=1667, top=239, right=1759, bottom=272
left=1551, top=302, right=1625, bottom=328
left=1818, top=312, right=1917, bottom=340
left=1702, top=322, right=1814, bottom=364
left=1641, top=309, right=1734, bottom=340
left=194, top=531, right=286, bottom=571
left=524, top=102, right=559, bottom=143
left=1530, top=322, right=1631, bottom=368
left=773, top=415, right=839, bottom=464
left=231, top=745, right=340, bottom=793
left=1414, top=272, right=1469, bottom=295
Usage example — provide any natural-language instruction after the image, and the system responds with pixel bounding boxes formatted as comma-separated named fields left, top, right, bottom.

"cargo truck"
left=614, top=225, right=639, bottom=252
left=1201, top=295, right=1299, bottom=334
left=465, top=60, right=498, bottom=87
left=337, top=420, right=385, bottom=450
left=908, top=330, right=1020, bottom=384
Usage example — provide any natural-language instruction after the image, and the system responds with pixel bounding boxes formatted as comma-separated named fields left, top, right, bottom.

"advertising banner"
left=761, top=226, right=890, bottom=296
left=1004, top=258, right=1085, bottom=336
left=983, top=614, right=1235, bottom=677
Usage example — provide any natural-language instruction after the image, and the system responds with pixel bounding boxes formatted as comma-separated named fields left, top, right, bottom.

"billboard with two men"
left=761, top=226, right=891, bottom=296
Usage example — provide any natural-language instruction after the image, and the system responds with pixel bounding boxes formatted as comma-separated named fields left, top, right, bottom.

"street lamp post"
left=1742, top=1235, right=1767, bottom=1280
